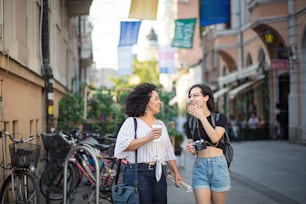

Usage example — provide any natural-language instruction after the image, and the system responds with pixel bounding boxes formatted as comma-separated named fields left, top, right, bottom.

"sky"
left=89, top=0, right=131, bottom=69
left=89, top=0, right=164, bottom=70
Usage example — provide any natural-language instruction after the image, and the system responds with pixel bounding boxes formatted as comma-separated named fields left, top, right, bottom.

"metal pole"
left=63, top=145, right=100, bottom=204
left=238, top=0, right=244, bottom=70
left=0, top=79, right=6, bottom=168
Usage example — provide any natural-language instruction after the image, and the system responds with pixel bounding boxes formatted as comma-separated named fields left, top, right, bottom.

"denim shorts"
left=192, top=156, right=231, bottom=192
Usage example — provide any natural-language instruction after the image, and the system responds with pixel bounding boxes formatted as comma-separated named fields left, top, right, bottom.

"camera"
left=192, top=139, right=206, bottom=152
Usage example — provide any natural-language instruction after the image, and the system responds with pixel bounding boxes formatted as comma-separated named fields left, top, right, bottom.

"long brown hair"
left=188, top=84, right=216, bottom=112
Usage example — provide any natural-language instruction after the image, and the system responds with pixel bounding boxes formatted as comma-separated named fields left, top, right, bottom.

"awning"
left=228, top=75, right=264, bottom=100
left=213, top=87, right=230, bottom=99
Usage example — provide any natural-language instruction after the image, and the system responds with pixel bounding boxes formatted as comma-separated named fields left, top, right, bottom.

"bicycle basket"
left=9, top=143, right=40, bottom=168
left=42, top=133, right=71, bottom=161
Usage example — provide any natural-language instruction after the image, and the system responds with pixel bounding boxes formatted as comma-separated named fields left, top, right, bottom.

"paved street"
left=68, top=140, right=306, bottom=204
left=2, top=140, right=306, bottom=204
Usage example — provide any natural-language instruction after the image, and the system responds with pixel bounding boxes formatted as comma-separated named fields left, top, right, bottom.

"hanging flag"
left=128, top=0, right=159, bottom=20
left=117, top=46, right=134, bottom=75
left=171, top=18, right=196, bottom=49
left=118, top=21, right=142, bottom=47
left=200, top=0, right=229, bottom=27
left=158, top=46, right=176, bottom=74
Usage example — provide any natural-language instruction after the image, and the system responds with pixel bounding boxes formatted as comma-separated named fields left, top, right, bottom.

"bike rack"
left=63, top=145, right=100, bottom=204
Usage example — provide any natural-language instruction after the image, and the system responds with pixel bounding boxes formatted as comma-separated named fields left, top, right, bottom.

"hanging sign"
left=270, top=59, right=288, bottom=70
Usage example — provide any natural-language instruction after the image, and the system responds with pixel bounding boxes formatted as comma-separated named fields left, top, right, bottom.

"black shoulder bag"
left=112, top=118, right=140, bottom=204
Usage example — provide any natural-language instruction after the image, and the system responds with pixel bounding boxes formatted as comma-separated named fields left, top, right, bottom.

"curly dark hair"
left=188, top=84, right=216, bottom=112
left=125, top=83, right=157, bottom=117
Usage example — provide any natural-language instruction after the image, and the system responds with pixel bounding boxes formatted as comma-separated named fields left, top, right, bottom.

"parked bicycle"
left=40, top=130, right=125, bottom=203
left=0, top=131, right=41, bottom=204
left=60, top=131, right=126, bottom=203
left=40, top=132, right=80, bottom=203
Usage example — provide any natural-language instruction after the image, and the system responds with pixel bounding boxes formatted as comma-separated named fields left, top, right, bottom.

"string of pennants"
left=117, top=0, right=229, bottom=75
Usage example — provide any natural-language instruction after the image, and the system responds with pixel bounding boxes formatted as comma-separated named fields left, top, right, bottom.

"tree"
left=57, top=92, right=84, bottom=131
left=110, top=58, right=161, bottom=87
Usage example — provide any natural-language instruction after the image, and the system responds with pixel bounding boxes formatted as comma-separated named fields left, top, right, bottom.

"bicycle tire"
left=39, top=161, right=77, bottom=200
left=0, top=170, right=40, bottom=204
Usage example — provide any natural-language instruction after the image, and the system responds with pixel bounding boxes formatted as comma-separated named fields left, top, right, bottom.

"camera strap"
left=196, top=119, right=203, bottom=141
left=195, top=115, right=219, bottom=147
left=189, top=116, right=202, bottom=142
left=189, top=115, right=219, bottom=147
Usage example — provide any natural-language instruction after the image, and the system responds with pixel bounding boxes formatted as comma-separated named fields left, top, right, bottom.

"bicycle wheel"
left=0, top=170, right=40, bottom=204
left=39, top=161, right=77, bottom=200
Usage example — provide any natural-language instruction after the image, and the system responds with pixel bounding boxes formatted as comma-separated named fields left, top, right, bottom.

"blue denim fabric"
left=123, top=164, right=167, bottom=204
left=192, top=156, right=231, bottom=192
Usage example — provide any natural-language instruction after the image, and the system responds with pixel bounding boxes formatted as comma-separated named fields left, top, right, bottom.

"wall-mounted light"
left=290, top=45, right=297, bottom=61
left=264, top=30, right=274, bottom=44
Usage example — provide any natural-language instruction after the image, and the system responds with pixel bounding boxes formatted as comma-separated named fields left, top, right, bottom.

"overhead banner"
left=200, top=0, right=229, bottom=27
left=117, top=46, right=134, bottom=75
left=171, top=18, right=196, bottom=49
left=128, top=0, right=159, bottom=20
left=118, top=21, right=142, bottom=47
left=158, top=46, right=176, bottom=74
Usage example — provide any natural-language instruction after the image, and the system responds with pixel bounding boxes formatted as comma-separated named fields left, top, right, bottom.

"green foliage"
left=110, top=58, right=160, bottom=88
left=133, top=58, right=160, bottom=85
left=156, top=90, right=178, bottom=122
left=86, top=89, right=126, bottom=135
left=58, top=58, right=179, bottom=137
left=57, top=92, right=84, bottom=131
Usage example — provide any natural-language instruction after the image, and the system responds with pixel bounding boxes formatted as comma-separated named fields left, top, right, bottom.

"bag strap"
left=211, top=112, right=222, bottom=147
left=188, top=117, right=196, bottom=138
left=133, top=117, right=138, bottom=192
left=211, top=113, right=231, bottom=144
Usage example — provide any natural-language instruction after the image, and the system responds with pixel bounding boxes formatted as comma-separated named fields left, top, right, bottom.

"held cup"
left=152, top=122, right=162, bottom=142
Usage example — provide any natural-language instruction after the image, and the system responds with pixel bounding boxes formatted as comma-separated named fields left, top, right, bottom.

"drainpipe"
left=287, top=0, right=299, bottom=142
left=42, top=0, right=54, bottom=133
left=78, top=16, right=82, bottom=93
left=238, top=0, right=244, bottom=70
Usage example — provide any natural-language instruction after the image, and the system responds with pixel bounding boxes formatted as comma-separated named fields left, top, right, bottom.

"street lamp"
left=264, top=30, right=274, bottom=44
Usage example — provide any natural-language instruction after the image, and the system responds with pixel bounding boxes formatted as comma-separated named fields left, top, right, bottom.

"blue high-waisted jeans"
left=123, top=163, right=167, bottom=204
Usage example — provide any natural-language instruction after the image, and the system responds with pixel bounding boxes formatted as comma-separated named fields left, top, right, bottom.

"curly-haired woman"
left=114, top=83, right=183, bottom=204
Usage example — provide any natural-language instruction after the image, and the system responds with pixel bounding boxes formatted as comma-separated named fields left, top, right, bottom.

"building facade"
left=199, top=0, right=306, bottom=143
left=0, top=0, right=93, bottom=165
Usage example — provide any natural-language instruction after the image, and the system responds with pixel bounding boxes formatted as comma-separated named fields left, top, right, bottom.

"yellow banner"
left=128, top=0, right=159, bottom=20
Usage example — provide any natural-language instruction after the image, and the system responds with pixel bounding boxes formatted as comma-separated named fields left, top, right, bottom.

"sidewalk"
left=228, top=140, right=306, bottom=204
left=169, top=140, right=306, bottom=204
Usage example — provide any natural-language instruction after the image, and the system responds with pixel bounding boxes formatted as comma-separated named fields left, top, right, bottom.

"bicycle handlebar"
left=0, top=131, right=35, bottom=144
left=58, top=131, right=78, bottom=146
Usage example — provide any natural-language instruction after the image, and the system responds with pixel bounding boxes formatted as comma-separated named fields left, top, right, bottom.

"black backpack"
left=188, top=113, right=234, bottom=168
